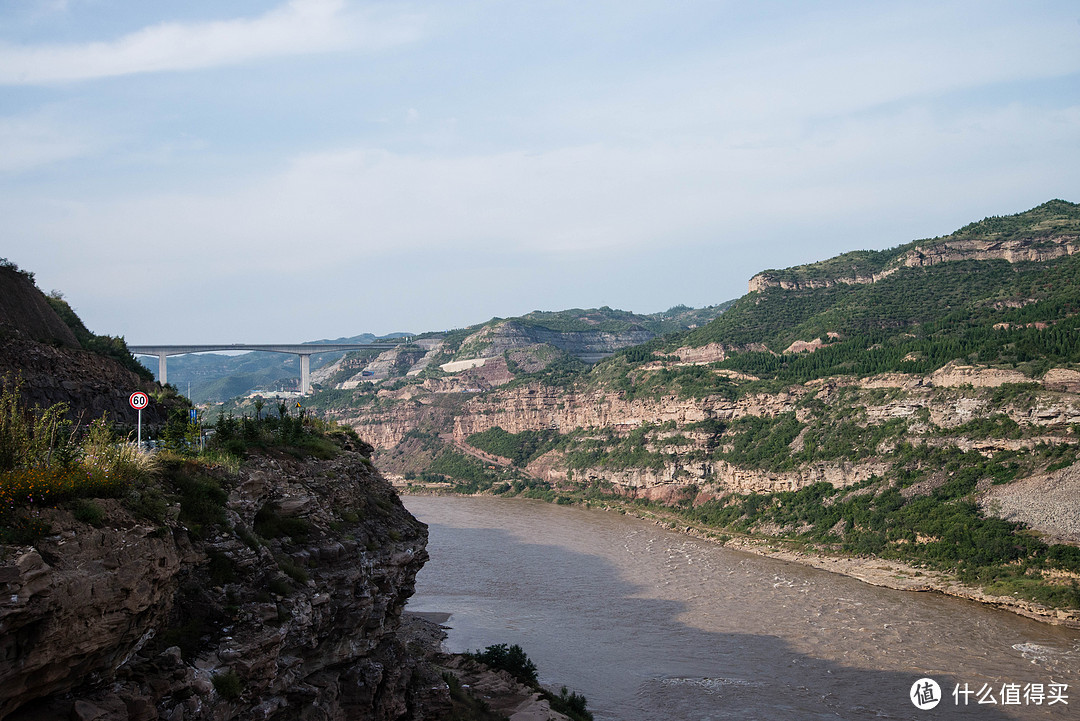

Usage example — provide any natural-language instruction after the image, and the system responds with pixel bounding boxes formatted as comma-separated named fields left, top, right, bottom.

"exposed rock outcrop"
left=0, top=451, right=445, bottom=720
left=749, top=234, right=1079, bottom=293
left=0, top=335, right=166, bottom=425
left=358, top=362, right=1080, bottom=513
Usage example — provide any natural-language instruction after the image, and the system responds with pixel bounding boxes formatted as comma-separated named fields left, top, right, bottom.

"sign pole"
left=138, top=408, right=142, bottom=448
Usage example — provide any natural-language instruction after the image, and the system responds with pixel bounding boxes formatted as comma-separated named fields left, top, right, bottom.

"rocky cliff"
left=0, top=335, right=169, bottom=426
left=354, top=364, right=1079, bottom=502
left=0, top=449, right=445, bottom=720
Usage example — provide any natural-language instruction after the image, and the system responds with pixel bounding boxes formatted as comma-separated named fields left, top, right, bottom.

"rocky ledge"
left=0, top=449, right=449, bottom=720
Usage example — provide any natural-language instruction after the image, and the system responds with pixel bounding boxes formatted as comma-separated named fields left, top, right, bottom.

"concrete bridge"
left=129, top=342, right=415, bottom=395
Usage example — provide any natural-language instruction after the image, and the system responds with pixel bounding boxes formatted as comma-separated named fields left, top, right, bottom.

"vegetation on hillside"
left=514, top=304, right=728, bottom=336
left=752, top=199, right=1078, bottom=286
left=466, top=427, right=562, bottom=467
left=950, top=199, right=1080, bottom=240
left=0, top=373, right=362, bottom=544
left=0, top=375, right=156, bottom=542
left=44, top=291, right=154, bottom=382
left=563, top=201, right=1080, bottom=395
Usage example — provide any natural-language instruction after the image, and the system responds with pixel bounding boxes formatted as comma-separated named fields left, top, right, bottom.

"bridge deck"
left=129, top=343, right=404, bottom=356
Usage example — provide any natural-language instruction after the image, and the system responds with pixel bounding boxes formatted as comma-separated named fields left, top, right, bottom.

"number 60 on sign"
left=129, top=391, right=149, bottom=447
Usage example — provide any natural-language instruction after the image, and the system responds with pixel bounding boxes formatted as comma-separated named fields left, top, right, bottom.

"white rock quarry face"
left=440, top=357, right=489, bottom=373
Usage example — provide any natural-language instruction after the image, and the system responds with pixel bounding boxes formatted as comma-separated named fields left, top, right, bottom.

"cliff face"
left=0, top=335, right=167, bottom=425
left=0, top=451, right=444, bottom=720
left=357, top=363, right=1080, bottom=514
left=748, top=233, right=1079, bottom=292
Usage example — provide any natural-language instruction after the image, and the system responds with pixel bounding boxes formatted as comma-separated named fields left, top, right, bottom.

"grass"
left=0, top=377, right=163, bottom=541
left=253, top=502, right=312, bottom=541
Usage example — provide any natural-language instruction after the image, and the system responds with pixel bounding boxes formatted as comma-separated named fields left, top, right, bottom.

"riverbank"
left=401, top=612, right=579, bottom=721
left=639, top=511, right=1080, bottom=630
left=397, top=483, right=1080, bottom=630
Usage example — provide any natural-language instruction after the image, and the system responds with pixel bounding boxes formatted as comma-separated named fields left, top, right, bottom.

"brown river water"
left=402, top=496, right=1080, bottom=720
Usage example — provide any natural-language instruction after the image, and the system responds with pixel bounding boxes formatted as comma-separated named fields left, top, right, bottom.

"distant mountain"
left=294, top=303, right=733, bottom=396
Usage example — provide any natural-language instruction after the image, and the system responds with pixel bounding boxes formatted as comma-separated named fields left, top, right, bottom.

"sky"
left=2, top=0, right=1078, bottom=344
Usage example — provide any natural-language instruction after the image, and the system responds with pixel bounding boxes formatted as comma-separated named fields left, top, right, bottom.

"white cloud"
left=539, top=4, right=1080, bottom=141
left=21, top=98, right=1077, bottom=297
left=0, top=111, right=104, bottom=172
left=0, top=0, right=424, bottom=84
left=4, top=1, right=1078, bottom=343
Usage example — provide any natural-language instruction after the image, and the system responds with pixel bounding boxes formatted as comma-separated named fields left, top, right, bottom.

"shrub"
left=550, top=687, right=593, bottom=721
left=470, top=644, right=538, bottom=686
left=71, top=498, right=105, bottom=526
left=277, top=555, right=309, bottom=584
left=253, top=502, right=311, bottom=541
left=212, top=669, right=243, bottom=701
left=170, top=468, right=228, bottom=538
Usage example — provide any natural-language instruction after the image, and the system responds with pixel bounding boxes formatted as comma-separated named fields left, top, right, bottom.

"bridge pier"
left=158, top=353, right=168, bottom=386
left=299, top=354, right=311, bottom=395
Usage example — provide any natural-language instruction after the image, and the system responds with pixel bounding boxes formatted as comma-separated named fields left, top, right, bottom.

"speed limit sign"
left=130, top=391, right=149, bottom=448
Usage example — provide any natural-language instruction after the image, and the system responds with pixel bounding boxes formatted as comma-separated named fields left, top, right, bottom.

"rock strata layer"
left=0, top=451, right=447, bottom=720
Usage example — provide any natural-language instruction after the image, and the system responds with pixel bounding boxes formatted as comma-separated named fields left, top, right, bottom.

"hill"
left=310, top=200, right=1080, bottom=623
left=661, top=199, right=1080, bottom=383
left=0, top=258, right=171, bottom=423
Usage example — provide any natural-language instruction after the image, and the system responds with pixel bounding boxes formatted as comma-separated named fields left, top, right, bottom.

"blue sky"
left=2, top=0, right=1078, bottom=343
